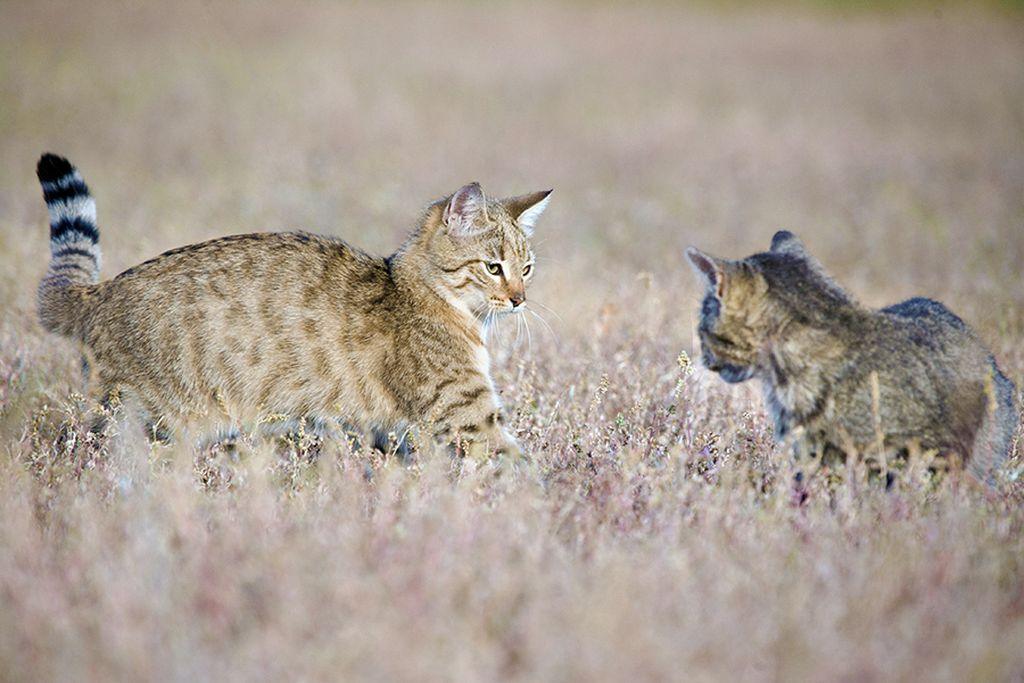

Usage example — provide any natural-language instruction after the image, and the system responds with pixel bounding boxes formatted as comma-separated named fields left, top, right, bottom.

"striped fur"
left=36, top=154, right=102, bottom=337
left=686, top=231, right=1019, bottom=484
left=34, top=154, right=552, bottom=458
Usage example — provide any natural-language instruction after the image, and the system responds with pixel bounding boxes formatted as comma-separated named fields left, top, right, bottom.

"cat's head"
left=685, top=231, right=850, bottom=384
left=427, top=182, right=551, bottom=321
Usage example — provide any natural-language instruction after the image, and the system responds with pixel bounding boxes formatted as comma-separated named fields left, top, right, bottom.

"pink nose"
left=510, top=292, right=525, bottom=308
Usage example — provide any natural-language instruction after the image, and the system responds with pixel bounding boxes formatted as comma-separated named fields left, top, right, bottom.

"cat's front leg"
left=463, top=439, right=519, bottom=462
left=433, top=388, right=519, bottom=461
left=452, top=410, right=520, bottom=461
left=784, top=425, right=829, bottom=483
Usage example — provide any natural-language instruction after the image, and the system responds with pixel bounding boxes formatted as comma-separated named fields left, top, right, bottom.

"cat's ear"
left=770, top=230, right=807, bottom=257
left=443, top=182, right=488, bottom=238
left=770, top=230, right=850, bottom=302
left=503, top=190, right=553, bottom=237
left=686, top=246, right=727, bottom=298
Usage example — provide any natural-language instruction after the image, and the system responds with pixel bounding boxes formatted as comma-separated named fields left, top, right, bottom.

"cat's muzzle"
left=703, top=348, right=755, bottom=384
left=715, top=363, right=755, bottom=384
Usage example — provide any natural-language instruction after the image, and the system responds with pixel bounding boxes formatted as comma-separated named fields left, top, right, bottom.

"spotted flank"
left=37, top=153, right=101, bottom=286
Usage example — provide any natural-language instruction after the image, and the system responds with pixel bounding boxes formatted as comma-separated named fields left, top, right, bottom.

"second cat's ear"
left=444, top=183, right=489, bottom=238
left=769, top=229, right=850, bottom=302
left=685, top=246, right=727, bottom=298
left=770, top=230, right=807, bottom=257
left=503, top=190, right=553, bottom=237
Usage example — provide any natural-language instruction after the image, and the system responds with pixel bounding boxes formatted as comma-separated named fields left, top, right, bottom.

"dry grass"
left=1, top=2, right=1023, bottom=681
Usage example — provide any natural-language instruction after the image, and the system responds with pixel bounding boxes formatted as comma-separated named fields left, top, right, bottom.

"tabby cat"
left=36, top=153, right=551, bottom=458
left=686, top=230, right=1018, bottom=483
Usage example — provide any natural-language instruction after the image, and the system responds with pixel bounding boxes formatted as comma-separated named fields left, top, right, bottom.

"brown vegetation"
left=1, top=2, right=1022, bottom=681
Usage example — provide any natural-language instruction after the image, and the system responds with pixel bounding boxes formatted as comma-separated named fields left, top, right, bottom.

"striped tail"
left=36, top=153, right=101, bottom=338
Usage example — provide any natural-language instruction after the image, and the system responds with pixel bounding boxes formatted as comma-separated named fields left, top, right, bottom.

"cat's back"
left=92, top=231, right=387, bottom=314
left=110, top=231, right=373, bottom=287
left=872, top=296, right=983, bottom=361
left=881, top=296, right=968, bottom=333
left=80, top=232, right=397, bottom=417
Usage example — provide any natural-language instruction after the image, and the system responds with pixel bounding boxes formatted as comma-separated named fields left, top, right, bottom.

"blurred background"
left=2, top=4, right=1024, bottom=681
left=1, top=0, right=1022, bottom=389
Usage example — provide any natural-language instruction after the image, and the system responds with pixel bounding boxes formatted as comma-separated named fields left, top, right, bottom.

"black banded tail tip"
left=37, top=153, right=75, bottom=183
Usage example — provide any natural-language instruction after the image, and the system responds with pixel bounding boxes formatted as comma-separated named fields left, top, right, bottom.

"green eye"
left=485, top=262, right=502, bottom=276
left=522, top=263, right=533, bottom=277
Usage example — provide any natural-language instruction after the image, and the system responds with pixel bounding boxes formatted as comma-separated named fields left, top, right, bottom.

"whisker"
left=527, top=308, right=557, bottom=340
left=476, top=305, right=491, bottom=341
left=492, top=311, right=506, bottom=346
left=529, top=299, right=565, bottom=324
left=489, top=311, right=501, bottom=343
left=472, top=301, right=488, bottom=321
left=523, top=311, right=533, bottom=352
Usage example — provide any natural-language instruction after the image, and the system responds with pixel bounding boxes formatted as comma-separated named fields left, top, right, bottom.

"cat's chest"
left=763, top=376, right=830, bottom=438
left=473, top=343, right=492, bottom=378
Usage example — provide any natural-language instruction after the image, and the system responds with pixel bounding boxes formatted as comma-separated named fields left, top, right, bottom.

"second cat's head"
left=424, top=182, right=551, bottom=321
left=684, top=231, right=851, bottom=384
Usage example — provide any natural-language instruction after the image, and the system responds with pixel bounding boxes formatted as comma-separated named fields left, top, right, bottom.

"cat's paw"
left=463, top=439, right=493, bottom=462
left=496, top=438, right=523, bottom=462
left=462, top=436, right=523, bottom=463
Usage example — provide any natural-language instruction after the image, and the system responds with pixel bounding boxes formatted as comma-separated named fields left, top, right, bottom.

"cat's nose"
left=509, top=292, right=525, bottom=308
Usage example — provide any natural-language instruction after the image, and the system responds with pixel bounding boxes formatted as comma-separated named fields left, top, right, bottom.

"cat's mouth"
left=702, top=347, right=755, bottom=384
left=488, top=300, right=521, bottom=315
left=714, top=363, right=756, bottom=384
left=699, top=331, right=757, bottom=384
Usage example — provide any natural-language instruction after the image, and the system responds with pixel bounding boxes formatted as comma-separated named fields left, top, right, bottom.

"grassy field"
left=1, top=1, right=1023, bottom=681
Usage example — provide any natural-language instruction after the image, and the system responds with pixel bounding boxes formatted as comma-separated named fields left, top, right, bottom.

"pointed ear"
left=503, top=189, right=552, bottom=237
left=770, top=230, right=807, bottom=257
left=443, top=182, right=488, bottom=238
left=770, top=230, right=850, bottom=302
left=685, top=246, right=727, bottom=298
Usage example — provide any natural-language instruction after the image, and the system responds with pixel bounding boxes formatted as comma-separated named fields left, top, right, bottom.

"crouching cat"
left=36, top=153, right=552, bottom=459
left=686, top=231, right=1018, bottom=484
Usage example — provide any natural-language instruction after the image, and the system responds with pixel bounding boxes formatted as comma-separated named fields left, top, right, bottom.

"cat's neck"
left=760, top=318, right=851, bottom=426
left=388, top=237, right=485, bottom=342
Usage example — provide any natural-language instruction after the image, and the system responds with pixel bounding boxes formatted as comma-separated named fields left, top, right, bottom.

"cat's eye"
left=485, top=262, right=503, bottom=277
left=522, top=264, right=533, bottom=277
